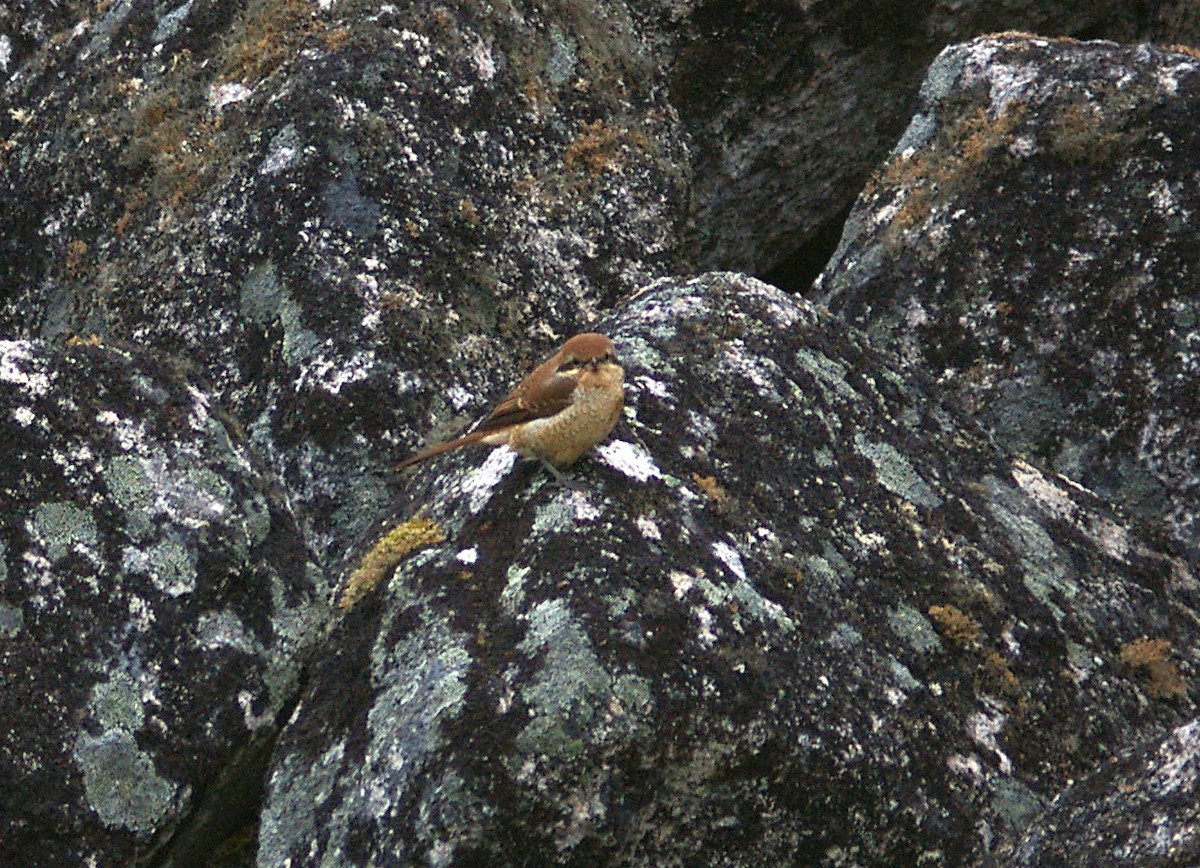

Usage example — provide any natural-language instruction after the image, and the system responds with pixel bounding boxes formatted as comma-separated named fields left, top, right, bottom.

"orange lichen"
left=692, top=473, right=729, bottom=506
left=928, top=603, right=981, bottom=646
left=1119, top=637, right=1187, bottom=700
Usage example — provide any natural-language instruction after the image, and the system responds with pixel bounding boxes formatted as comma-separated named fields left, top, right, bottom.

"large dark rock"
left=0, top=339, right=326, bottom=866
left=259, top=273, right=1197, bottom=865
left=664, top=2, right=1152, bottom=278
left=0, top=0, right=691, bottom=567
left=1008, top=717, right=1200, bottom=866
left=816, top=35, right=1200, bottom=566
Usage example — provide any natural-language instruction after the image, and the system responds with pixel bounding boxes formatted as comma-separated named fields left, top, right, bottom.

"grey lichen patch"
left=74, top=730, right=179, bottom=835
left=103, top=455, right=157, bottom=541
left=259, top=741, right=348, bottom=868
left=368, top=607, right=471, bottom=789
left=79, top=673, right=176, bottom=831
left=803, top=552, right=846, bottom=594
left=29, top=500, right=99, bottom=563
left=854, top=432, right=943, bottom=509
left=241, top=489, right=272, bottom=548
left=546, top=25, right=578, bottom=86
left=515, top=598, right=611, bottom=760
left=983, top=477, right=1077, bottom=617
left=147, top=537, right=197, bottom=597
left=0, top=601, right=24, bottom=637
left=241, top=260, right=319, bottom=366
left=887, top=602, right=945, bottom=655
left=530, top=491, right=602, bottom=538
left=89, top=672, right=145, bottom=733
left=170, top=465, right=234, bottom=525
left=793, top=347, right=862, bottom=403
left=501, top=564, right=532, bottom=615
left=990, top=776, right=1044, bottom=832
left=263, top=562, right=330, bottom=712
left=195, top=609, right=257, bottom=654
left=888, top=657, right=923, bottom=692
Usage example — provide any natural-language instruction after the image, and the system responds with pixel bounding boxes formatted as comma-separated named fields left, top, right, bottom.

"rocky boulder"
left=0, top=339, right=327, bottom=866
left=259, top=274, right=1198, bottom=865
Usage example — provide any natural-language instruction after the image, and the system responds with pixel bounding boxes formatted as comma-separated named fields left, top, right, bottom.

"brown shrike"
left=396, top=332, right=624, bottom=485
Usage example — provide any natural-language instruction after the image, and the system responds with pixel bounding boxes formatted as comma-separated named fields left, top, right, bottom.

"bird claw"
left=539, top=459, right=589, bottom=491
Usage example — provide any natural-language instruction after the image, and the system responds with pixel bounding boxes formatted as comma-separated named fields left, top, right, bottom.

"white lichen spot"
left=595, top=439, right=661, bottom=481
left=95, top=410, right=144, bottom=451
left=1089, top=515, right=1130, bottom=562
left=947, top=752, right=985, bottom=781
left=463, top=447, right=517, bottom=514
left=298, top=349, right=377, bottom=396
left=12, top=406, right=35, bottom=427
left=695, top=606, right=717, bottom=647
left=669, top=569, right=695, bottom=599
left=239, top=689, right=275, bottom=730
left=852, top=524, right=887, bottom=551
left=985, top=62, right=1037, bottom=115
left=968, top=706, right=1013, bottom=774
left=0, top=341, right=51, bottom=396
left=633, top=374, right=670, bottom=400
left=455, top=547, right=478, bottom=565
left=209, top=81, right=251, bottom=110
left=635, top=514, right=661, bottom=541
left=1008, top=133, right=1037, bottom=158
left=711, top=541, right=747, bottom=581
left=1010, top=458, right=1082, bottom=522
left=0, top=36, right=11, bottom=71
left=1149, top=719, right=1200, bottom=797
left=127, top=594, right=154, bottom=631
left=444, top=384, right=475, bottom=411
left=260, top=128, right=300, bottom=175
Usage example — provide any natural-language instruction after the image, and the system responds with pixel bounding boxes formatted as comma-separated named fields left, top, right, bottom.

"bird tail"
left=393, top=429, right=491, bottom=471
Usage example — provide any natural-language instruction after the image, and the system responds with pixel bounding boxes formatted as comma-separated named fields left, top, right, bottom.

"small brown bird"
left=396, top=332, right=624, bottom=485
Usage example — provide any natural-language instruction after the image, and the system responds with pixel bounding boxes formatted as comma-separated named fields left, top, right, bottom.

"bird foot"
left=539, top=459, right=589, bottom=491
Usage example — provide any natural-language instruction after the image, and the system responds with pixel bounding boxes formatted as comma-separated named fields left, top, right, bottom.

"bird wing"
left=475, top=374, right=576, bottom=432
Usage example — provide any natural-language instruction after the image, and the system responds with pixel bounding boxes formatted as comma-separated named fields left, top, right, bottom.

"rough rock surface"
left=1009, top=718, right=1200, bottom=866
left=666, top=2, right=1151, bottom=278
left=0, top=339, right=326, bottom=866
left=816, top=36, right=1200, bottom=566
left=0, top=0, right=690, bottom=567
left=5, top=2, right=1200, bottom=864
left=260, top=274, right=1198, bottom=865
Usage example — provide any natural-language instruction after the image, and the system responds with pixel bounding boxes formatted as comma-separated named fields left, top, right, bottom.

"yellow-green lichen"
left=338, top=517, right=447, bottom=610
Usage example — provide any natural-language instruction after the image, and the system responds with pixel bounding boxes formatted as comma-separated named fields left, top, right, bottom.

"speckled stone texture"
left=816, top=36, right=1200, bottom=568
left=5, top=2, right=1200, bottom=864
left=260, top=274, right=1197, bottom=865
left=0, top=340, right=327, bottom=866
left=1010, top=718, right=1200, bottom=866
left=0, top=0, right=690, bottom=570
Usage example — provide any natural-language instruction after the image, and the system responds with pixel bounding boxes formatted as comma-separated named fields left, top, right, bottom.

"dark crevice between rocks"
left=148, top=668, right=310, bottom=868
left=759, top=200, right=855, bottom=295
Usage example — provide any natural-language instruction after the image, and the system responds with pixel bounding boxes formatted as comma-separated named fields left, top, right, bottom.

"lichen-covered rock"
left=0, top=0, right=690, bottom=566
left=259, top=273, right=1198, bottom=865
left=666, top=4, right=1150, bottom=277
left=0, top=340, right=326, bottom=866
left=815, top=36, right=1200, bottom=564
left=1008, top=717, right=1200, bottom=865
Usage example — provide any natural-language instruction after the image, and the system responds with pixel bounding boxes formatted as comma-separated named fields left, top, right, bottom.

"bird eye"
left=558, top=359, right=582, bottom=372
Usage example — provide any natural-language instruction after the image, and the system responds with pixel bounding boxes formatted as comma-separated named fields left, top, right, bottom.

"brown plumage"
left=396, top=332, right=624, bottom=475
